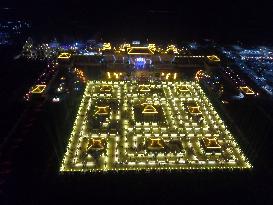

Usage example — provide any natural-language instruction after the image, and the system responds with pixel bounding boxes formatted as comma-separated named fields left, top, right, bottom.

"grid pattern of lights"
left=60, top=80, right=251, bottom=172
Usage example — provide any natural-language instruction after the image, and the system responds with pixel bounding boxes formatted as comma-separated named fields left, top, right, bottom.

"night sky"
left=1, top=0, right=273, bottom=44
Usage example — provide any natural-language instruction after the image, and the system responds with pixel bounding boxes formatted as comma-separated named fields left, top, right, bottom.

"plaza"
left=60, top=80, right=251, bottom=172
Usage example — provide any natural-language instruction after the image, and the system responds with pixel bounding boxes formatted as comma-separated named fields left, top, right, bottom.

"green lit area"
left=60, top=80, right=251, bottom=172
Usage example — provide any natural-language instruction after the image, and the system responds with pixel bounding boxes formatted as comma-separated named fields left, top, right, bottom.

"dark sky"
left=1, top=0, right=273, bottom=43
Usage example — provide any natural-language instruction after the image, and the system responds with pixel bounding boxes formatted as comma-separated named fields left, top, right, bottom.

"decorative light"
left=58, top=52, right=71, bottom=59
left=30, top=84, right=46, bottom=94
left=60, top=80, right=252, bottom=172
left=128, top=47, right=154, bottom=55
left=239, top=86, right=255, bottom=95
left=101, top=43, right=111, bottom=51
left=142, top=104, right=158, bottom=114
left=207, top=55, right=220, bottom=62
left=95, top=106, right=109, bottom=115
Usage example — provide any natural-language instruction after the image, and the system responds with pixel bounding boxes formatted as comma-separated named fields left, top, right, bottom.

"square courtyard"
left=60, top=80, right=251, bottom=172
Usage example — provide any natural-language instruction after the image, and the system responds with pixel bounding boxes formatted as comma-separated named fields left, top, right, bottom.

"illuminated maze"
left=61, top=81, right=251, bottom=172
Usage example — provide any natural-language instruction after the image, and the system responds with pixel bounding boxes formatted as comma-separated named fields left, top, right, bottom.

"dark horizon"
left=0, top=2, right=273, bottom=45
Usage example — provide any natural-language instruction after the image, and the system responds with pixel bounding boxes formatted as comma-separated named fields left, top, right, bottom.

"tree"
left=22, top=37, right=36, bottom=59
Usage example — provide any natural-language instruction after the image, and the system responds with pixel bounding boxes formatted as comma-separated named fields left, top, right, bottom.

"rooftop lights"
left=178, top=85, right=190, bottom=92
left=106, top=72, right=123, bottom=80
left=166, top=44, right=179, bottom=54
left=128, top=47, right=154, bottom=55
left=58, top=52, right=71, bottom=59
left=201, top=137, right=221, bottom=151
left=100, top=85, right=113, bottom=92
left=239, top=86, right=255, bottom=95
left=95, top=106, right=109, bottom=115
left=188, top=106, right=202, bottom=115
left=142, top=104, right=158, bottom=114
left=30, top=84, right=46, bottom=94
left=101, top=43, right=111, bottom=51
left=119, top=43, right=131, bottom=52
left=161, top=72, right=178, bottom=80
left=147, top=138, right=165, bottom=150
left=139, top=85, right=151, bottom=92
left=148, top=44, right=156, bottom=52
left=87, top=138, right=105, bottom=151
left=207, top=55, right=220, bottom=62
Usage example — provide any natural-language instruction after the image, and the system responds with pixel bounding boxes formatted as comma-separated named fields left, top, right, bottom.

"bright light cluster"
left=30, top=84, right=46, bottom=94
left=101, top=43, right=111, bottom=51
left=106, top=72, right=123, bottom=80
left=128, top=47, right=154, bottom=55
left=207, top=55, right=221, bottom=62
left=60, top=80, right=251, bottom=172
left=74, top=68, right=87, bottom=83
left=239, top=86, right=255, bottom=95
left=161, top=72, right=177, bottom=80
left=166, top=44, right=179, bottom=54
left=58, top=52, right=71, bottom=59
